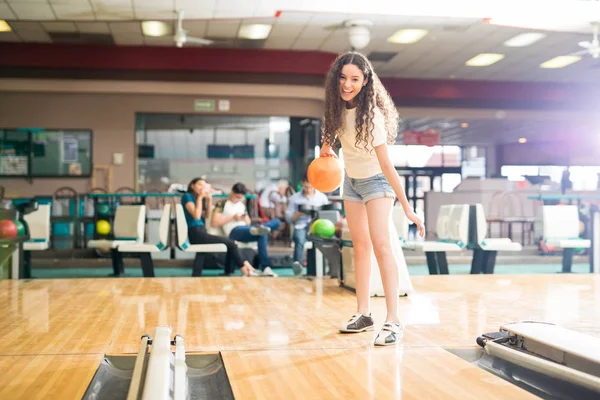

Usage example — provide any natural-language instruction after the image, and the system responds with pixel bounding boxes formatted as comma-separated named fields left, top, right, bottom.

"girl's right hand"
left=320, top=146, right=337, bottom=158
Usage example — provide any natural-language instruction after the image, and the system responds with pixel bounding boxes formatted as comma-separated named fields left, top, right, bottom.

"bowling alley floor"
left=1, top=273, right=599, bottom=399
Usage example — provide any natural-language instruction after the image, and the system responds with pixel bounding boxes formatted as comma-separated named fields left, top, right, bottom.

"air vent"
left=441, top=25, right=470, bottom=32
left=204, top=37, right=266, bottom=49
left=368, top=51, right=397, bottom=62
left=48, top=32, right=115, bottom=45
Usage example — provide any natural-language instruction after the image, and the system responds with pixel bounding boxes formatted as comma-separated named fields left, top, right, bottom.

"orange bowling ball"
left=307, top=156, right=343, bottom=193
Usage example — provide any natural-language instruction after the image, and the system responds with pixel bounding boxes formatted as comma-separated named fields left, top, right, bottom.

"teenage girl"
left=320, top=52, right=425, bottom=346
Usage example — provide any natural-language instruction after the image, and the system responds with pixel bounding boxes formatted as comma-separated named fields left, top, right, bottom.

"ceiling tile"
left=206, top=20, right=240, bottom=39
left=262, top=35, right=295, bottom=49
left=0, top=31, right=21, bottom=42
left=213, top=10, right=255, bottom=19
left=15, top=27, right=51, bottom=43
left=48, top=0, right=92, bottom=3
left=0, top=3, right=16, bottom=19
left=109, top=21, right=142, bottom=33
left=133, top=0, right=174, bottom=7
left=135, top=8, right=177, bottom=20
left=91, top=1, right=134, bottom=20
left=180, top=20, right=207, bottom=37
left=144, top=35, right=175, bottom=46
left=269, top=10, right=312, bottom=23
left=292, top=36, right=326, bottom=51
left=112, top=32, right=145, bottom=46
left=10, top=3, right=56, bottom=20
left=7, top=21, right=43, bottom=30
left=41, top=21, right=78, bottom=32
left=175, top=8, right=213, bottom=19
left=76, top=21, right=110, bottom=34
left=51, top=3, right=95, bottom=20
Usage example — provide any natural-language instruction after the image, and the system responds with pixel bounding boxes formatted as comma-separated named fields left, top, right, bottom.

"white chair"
left=17, top=204, right=51, bottom=279
left=469, top=203, right=522, bottom=274
left=174, top=204, right=226, bottom=276
left=542, top=205, right=590, bottom=273
left=88, top=205, right=146, bottom=276
left=403, top=204, right=469, bottom=274
left=23, top=204, right=51, bottom=252
left=118, top=204, right=172, bottom=277
left=392, top=206, right=410, bottom=242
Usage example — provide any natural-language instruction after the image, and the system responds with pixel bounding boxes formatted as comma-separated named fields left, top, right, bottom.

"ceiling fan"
left=569, top=22, right=600, bottom=58
left=174, top=10, right=213, bottom=48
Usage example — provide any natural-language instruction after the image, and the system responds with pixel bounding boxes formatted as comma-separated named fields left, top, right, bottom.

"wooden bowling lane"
left=0, top=273, right=599, bottom=399
left=0, top=279, right=127, bottom=355
left=1, top=274, right=599, bottom=357
left=0, top=354, right=102, bottom=399
left=222, top=347, right=538, bottom=400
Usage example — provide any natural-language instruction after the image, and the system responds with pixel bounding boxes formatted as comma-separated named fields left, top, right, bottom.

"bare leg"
left=366, top=197, right=399, bottom=323
left=344, top=200, right=372, bottom=315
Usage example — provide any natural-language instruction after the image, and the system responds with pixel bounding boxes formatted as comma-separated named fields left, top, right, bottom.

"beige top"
left=337, top=106, right=388, bottom=179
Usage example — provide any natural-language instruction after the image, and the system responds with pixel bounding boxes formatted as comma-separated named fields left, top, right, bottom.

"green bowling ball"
left=312, top=219, right=336, bottom=238
left=97, top=203, right=111, bottom=216
left=14, top=220, right=26, bottom=236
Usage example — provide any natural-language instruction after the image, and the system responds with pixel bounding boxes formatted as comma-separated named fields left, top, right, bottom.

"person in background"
left=286, top=175, right=329, bottom=275
left=182, top=177, right=260, bottom=277
left=211, top=182, right=281, bottom=277
left=259, top=179, right=289, bottom=209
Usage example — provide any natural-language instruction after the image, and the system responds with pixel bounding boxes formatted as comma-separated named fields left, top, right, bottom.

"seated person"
left=211, top=183, right=281, bottom=277
left=259, top=179, right=290, bottom=218
left=286, top=175, right=330, bottom=275
left=183, top=177, right=260, bottom=277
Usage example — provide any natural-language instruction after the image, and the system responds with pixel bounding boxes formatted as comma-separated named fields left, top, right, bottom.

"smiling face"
left=339, top=63, right=367, bottom=106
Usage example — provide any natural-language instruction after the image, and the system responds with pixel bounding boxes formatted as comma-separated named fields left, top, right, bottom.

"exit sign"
left=194, top=99, right=215, bottom=112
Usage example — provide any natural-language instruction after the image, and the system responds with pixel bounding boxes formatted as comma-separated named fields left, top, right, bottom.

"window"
left=0, top=129, right=92, bottom=178
left=0, top=130, right=29, bottom=176
left=389, top=145, right=465, bottom=167
left=136, top=114, right=293, bottom=193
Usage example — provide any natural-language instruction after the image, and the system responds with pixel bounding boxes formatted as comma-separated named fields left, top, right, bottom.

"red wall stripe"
left=1, top=42, right=598, bottom=105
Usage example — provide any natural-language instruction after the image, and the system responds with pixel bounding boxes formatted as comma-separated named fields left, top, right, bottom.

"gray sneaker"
left=340, top=313, right=375, bottom=333
left=374, top=322, right=404, bottom=346
left=291, top=261, right=303, bottom=276
left=250, top=225, right=271, bottom=236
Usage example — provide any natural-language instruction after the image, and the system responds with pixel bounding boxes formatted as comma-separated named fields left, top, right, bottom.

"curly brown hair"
left=321, top=52, right=399, bottom=152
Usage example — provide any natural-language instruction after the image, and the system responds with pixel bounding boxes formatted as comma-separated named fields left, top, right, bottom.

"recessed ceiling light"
left=141, top=21, right=171, bottom=37
left=465, top=53, right=505, bottom=66
left=238, top=24, right=272, bottom=40
left=539, top=55, right=581, bottom=69
left=504, top=32, right=546, bottom=47
left=387, top=29, right=428, bottom=44
left=0, top=20, right=11, bottom=32
left=518, top=138, right=527, bottom=144
left=460, top=122, right=469, bottom=128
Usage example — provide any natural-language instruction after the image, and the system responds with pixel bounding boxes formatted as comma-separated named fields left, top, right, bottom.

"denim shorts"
left=343, top=173, right=396, bottom=204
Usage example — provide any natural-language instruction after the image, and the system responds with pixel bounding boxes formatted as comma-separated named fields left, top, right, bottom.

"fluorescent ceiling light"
left=0, top=20, right=11, bottom=32
left=504, top=32, right=546, bottom=47
left=387, top=29, right=428, bottom=44
left=141, top=21, right=171, bottom=37
left=238, top=24, right=272, bottom=40
left=465, top=53, right=505, bottom=66
left=540, top=56, right=581, bottom=69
